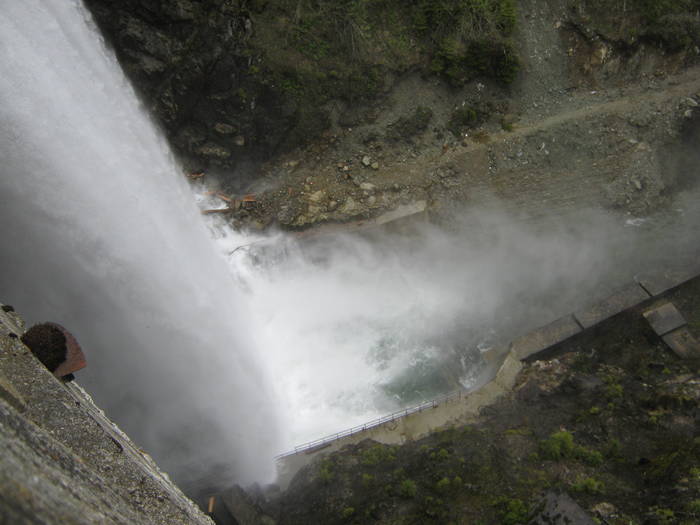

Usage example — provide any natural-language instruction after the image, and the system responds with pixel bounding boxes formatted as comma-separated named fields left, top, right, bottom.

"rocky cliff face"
left=85, top=0, right=700, bottom=233
left=84, top=0, right=522, bottom=184
left=84, top=0, right=282, bottom=180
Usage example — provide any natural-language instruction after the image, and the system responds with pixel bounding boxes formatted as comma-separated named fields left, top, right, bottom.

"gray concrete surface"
left=643, top=302, right=687, bottom=336
left=511, top=315, right=582, bottom=360
left=0, top=303, right=213, bottom=525
left=574, top=283, right=651, bottom=329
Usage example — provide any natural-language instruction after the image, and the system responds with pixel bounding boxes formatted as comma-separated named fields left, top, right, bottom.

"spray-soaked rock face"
left=21, top=323, right=67, bottom=373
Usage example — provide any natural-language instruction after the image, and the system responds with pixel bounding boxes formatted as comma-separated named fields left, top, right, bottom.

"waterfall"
left=0, top=0, right=279, bottom=489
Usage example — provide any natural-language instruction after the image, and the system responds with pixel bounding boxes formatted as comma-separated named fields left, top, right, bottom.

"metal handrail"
left=274, top=387, right=467, bottom=459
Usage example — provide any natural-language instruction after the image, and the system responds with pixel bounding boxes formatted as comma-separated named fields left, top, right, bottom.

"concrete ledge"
left=294, top=201, right=428, bottom=241
left=511, top=315, right=582, bottom=360
left=374, top=201, right=428, bottom=226
left=0, top=304, right=24, bottom=337
left=574, top=283, right=650, bottom=329
left=662, top=327, right=700, bottom=359
left=494, top=353, right=523, bottom=390
left=0, top=373, right=25, bottom=412
left=643, top=302, right=687, bottom=336
left=635, top=267, right=700, bottom=296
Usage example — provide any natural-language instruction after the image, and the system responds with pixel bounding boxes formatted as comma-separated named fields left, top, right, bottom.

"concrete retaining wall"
left=276, top=265, right=700, bottom=488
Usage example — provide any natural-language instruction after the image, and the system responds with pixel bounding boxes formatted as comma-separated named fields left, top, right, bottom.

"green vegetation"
left=495, top=498, right=529, bottom=525
left=318, top=458, right=334, bottom=483
left=571, top=476, right=604, bottom=494
left=398, top=478, right=418, bottom=498
left=649, top=506, right=676, bottom=523
left=539, top=430, right=602, bottom=465
left=242, top=0, right=520, bottom=145
left=448, top=105, right=488, bottom=136
left=577, top=0, right=700, bottom=52
left=361, top=444, right=397, bottom=465
left=435, top=477, right=451, bottom=493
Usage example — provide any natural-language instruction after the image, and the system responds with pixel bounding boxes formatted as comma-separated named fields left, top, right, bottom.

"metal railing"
left=275, top=387, right=469, bottom=459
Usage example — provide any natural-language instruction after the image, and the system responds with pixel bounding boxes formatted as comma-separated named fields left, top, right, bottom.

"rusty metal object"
left=20, top=322, right=86, bottom=379
left=49, top=323, right=86, bottom=379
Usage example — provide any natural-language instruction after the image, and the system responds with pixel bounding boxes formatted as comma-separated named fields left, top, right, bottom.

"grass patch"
left=539, top=430, right=603, bottom=466
left=495, top=498, right=529, bottom=525
left=361, top=444, right=397, bottom=466
left=571, top=476, right=604, bottom=494
left=398, top=478, right=418, bottom=498
left=576, top=0, right=700, bottom=52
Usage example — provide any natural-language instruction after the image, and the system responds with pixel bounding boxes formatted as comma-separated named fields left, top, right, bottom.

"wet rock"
left=276, top=205, right=296, bottom=224
left=308, top=190, right=326, bottom=203
left=220, top=485, right=276, bottom=525
left=339, top=196, right=359, bottom=215
left=591, top=502, right=617, bottom=521
left=214, top=123, right=235, bottom=134
left=196, top=143, right=231, bottom=159
left=529, top=491, right=596, bottom=524
left=385, top=106, right=433, bottom=141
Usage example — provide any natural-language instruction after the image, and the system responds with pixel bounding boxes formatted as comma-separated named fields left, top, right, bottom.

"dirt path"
left=213, top=50, right=700, bottom=232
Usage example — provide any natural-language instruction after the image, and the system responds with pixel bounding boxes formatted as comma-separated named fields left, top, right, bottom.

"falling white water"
left=0, top=0, right=279, bottom=488
left=3, top=0, right=699, bottom=489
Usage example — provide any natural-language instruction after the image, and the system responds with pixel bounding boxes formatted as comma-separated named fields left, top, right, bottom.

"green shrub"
left=496, top=498, right=529, bottom=525
left=398, top=479, right=418, bottom=499
left=361, top=445, right=396, bottom=466
left=571, top=476, right=604, bottom=494
left=540, top=430, right=603, bottom=465
left=436, top=477, right=451, bottom=492
left=448, top=106, right=484, bottom=136
left=649, top=506, right=676, bottom=523
left=540, top=431, right=576, bottom=460
left=318, top=459, right=334, bottom=483
left=578, top=448, right=604, bottom=466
